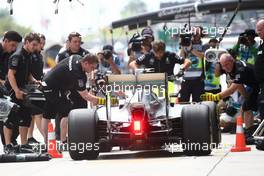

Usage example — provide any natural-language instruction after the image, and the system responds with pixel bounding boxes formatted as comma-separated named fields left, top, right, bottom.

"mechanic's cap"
left=141, top=26, right=154, bottom=38
left=240, top=29, right=258, bottom=37
left=209, top=38, right=219, bottom=43
left=3, top=31, right=22, bottom=42
left=103, top=44, right=114, bottom=51
left=68, top=31, right=83, bottom=44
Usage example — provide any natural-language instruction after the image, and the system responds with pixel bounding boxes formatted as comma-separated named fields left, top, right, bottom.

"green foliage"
left=120, top=0, right=147, bottom=18
left=0, top=9, right=31, bottom=36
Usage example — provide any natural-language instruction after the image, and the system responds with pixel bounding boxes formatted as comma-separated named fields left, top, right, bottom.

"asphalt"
left=0, top=132, right=264, bottom=176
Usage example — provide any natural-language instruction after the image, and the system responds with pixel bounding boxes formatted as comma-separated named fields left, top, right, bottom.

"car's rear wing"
left=106, top=73, right=170, bottom=133
left=107, top=73, right=166, bottom=87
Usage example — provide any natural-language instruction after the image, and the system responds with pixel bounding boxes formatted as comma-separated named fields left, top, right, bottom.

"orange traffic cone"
left=231, top=115, right=251, bottom=152
left=48, top=122, right=63, bottom=158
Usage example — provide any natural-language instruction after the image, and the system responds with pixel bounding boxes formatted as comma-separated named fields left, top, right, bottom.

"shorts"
left=242, top=86, right=259, bottom=112
left=31, top=107, right=43, bottom=116
left=42, top=87, right=73, bottom=119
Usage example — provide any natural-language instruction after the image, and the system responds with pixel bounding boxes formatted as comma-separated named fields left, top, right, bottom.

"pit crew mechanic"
left=41, top=54, right=116, bottom=143
left=129, top=40, right=191, bottom=76
left=255, top=19, right=264, bottom=119
left=56, top=32, right=89, bottom=63
left=0, top=31, right=22, bottom=147
left=201, top=53, right=259, bottom=144
left=27, top=33, right=46, bottom=144
left=3, top=32, right=40, bottom=154
left=55, top=32, right=90, bottom=109
left=54, top=32, right=90, bottom=141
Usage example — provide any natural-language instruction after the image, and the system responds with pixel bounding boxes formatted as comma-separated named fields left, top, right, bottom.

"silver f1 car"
left=68, top=72, right=221, bottom=160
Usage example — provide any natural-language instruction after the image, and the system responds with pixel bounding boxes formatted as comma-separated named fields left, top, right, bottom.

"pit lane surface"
left=1, top=134, right=264, bottom=176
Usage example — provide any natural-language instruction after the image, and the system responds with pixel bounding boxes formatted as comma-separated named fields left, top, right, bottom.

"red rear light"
left=131, top=108, right=145, bottom=135
left=133, top=120, right=142, bottom=135
left=129, top=104, right=149, bottom=136
left=134, top=121, right=141, bottom=131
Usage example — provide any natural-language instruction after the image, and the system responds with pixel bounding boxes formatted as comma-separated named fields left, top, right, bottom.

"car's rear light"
left=133, top=120, right=141, bottom=134
left=131, top=109, right=144, bottom=135
left=130, top=104, right=149, bottom=135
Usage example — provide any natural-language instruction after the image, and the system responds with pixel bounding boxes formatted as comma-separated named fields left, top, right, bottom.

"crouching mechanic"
left=200, top=53, right=259, bottom=144
left=41, top=54, right=117, bottom=144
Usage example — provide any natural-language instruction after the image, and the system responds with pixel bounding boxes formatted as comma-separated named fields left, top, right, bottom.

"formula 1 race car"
left=68, top=72, right=221, bottom=160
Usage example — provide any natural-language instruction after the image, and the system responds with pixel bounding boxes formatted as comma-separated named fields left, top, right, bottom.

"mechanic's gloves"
left=98, top=97, right=119, bottom=106
left=175, top=68, right=185, bottom=77
left=98, top=97, right=106, bottom=105
left=110, top=98, right=119, bottom=105
left=200, top=92, right=221, bottom=101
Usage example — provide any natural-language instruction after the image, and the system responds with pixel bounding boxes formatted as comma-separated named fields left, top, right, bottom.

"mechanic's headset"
left=141, top=27, right=155, bottom=42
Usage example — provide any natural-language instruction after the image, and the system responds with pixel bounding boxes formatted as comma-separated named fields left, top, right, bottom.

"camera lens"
left=206, top=51, right=216, bottom=62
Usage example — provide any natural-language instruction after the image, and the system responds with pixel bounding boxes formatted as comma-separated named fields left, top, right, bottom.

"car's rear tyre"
left=202, top=101, right=221, bottom=147
left=68, top=109, right=99, bottom=160
left=182, top=104, right=212, bottom=156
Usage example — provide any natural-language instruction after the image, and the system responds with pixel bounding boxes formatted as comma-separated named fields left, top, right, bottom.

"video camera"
left=180, top=33, right=192, bottom=47
left=205, top=47, right=227, bottom=63
left=238, top=33, right=249, bottom=45
left=179, top=24, right=193, bottom=47
left=128, top=33, right=145, bottom=53
left=238, top=29, right=257, bottom=46
left=95, top=72, right=106, bottom=87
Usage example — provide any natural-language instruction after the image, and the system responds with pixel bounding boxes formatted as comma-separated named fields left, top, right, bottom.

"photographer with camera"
left=232, top=29, right=258, bottom=65
left=97, top=45, right=121, bottom=75
left=127, top=27, right=154, bottom=66
left=204, top=38, right=221, bottom=94
left=0, top=31, right=22, bottom=149
left=3, top=33, right=40, bottom=154
left=129, top=40, right=191, bottom=76
left=179, top=26, right=207, bottom=102
left=254, top=19, right=264, bottom=150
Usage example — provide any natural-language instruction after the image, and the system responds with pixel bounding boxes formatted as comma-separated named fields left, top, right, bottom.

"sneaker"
left=11, top=139, right=18, bottom=146
left=246, top=136, right=255, bottom=145
left=256, top=139, right=264, bottom=151
left=4, top=144, right=15, bottom=154
left=27, top=137, right=40, bottom=144
left=245, top=125, right=258, bottom=145
left=19, top=144, right=35, bottom=153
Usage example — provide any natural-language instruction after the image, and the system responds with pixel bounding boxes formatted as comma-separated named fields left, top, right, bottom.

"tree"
left=120, top=0, right=147, bottom=18
left=0, top=9, right=31, bottom=36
